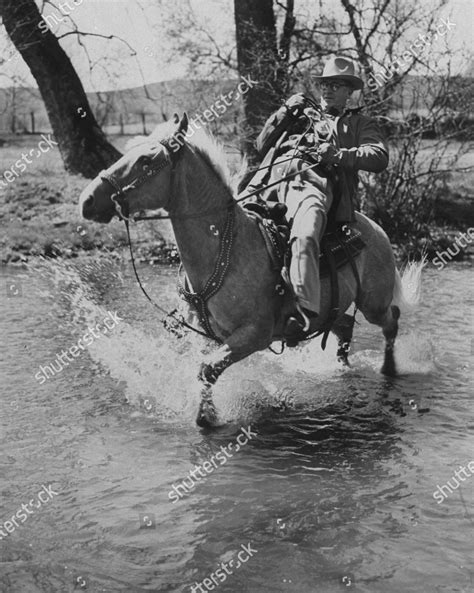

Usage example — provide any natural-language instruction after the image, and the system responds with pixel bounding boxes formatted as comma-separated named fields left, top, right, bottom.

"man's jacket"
left=254, top=95, right=389, bottom=222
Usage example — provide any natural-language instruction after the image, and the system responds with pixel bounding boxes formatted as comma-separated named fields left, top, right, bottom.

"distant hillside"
left=0, top=78, right=240, bottom=135
left=0, top=75, right=472, bottom=136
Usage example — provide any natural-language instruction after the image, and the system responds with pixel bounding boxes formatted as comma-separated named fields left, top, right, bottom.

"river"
left=0, top=257, right=472, bottom=592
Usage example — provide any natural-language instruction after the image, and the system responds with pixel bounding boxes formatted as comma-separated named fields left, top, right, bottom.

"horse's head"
left=79, top=114, right=188, bottom=223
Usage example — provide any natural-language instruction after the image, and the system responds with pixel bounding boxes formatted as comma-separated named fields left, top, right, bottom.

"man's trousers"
left=273, top=156, right=333, bottom=314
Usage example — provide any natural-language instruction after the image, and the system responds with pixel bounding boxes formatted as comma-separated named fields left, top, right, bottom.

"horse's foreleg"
left=196, top=345, right=235, bottom=428
left=196, top=324, right=273, bottom=428
left=331, top=313, right=355, bottom=366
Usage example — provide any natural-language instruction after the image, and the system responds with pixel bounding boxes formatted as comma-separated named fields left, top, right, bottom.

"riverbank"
left=1, top=134, right=473, bottom=266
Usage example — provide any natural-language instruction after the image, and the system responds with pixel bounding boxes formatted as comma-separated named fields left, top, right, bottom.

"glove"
left=317, top=142, right=340, bottom=164
left=283, top=93, right=306, bottom=117
left=285, top=93, right=305, bottom=109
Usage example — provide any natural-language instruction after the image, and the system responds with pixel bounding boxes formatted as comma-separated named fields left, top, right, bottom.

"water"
left=0, top=257, right=473, bottom=592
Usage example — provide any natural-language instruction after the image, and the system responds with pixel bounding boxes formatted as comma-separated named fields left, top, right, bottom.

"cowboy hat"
left=314, top=56, right=364, bottom=90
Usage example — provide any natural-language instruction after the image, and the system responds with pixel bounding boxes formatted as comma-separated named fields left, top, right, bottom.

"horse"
left=79, top=114, right=423, bottom=428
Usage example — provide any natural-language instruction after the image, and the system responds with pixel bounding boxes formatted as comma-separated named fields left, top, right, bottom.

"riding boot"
left=289, top=236, right=321, bottom=314
left=284, top=306, right=319, bottom=347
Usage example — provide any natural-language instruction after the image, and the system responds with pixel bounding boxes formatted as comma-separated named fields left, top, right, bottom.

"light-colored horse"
left=79, top=115, right=423, bottom=427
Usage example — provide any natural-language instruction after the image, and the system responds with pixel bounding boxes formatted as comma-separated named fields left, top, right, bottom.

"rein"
left=112, top=153, right=323, bottom=223
left=123, top=218, right=210, bottom=340
left=106, top=101, right=326, bottom=223
left=99, top=139, right=211, bottom=340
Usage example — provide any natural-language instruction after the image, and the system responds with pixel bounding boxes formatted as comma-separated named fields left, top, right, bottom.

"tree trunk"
left=0, top=0, right=121, bottom=178
left=234, top=0, right=294, bottom=163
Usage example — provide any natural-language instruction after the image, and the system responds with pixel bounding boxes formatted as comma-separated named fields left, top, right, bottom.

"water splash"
left=29, top=257, right=436, bottom=425
left=31, top=257, right=216, bottom=422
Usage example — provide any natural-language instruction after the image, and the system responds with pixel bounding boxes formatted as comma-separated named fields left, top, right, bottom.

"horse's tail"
left=391, top=258, right=426, bottom=313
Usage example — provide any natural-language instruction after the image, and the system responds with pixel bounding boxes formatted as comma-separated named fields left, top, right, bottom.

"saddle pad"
left=320, top=227, right=365, bottom=278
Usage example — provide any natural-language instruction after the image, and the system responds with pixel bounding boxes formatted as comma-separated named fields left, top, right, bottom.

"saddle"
left=243, top=199, right=365, bottom=274
left=242, top=198, right=365, bottom=348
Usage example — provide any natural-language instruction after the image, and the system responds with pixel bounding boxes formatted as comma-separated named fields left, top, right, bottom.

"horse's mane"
left=186, top=128, right=235, bottom=193
left=127, top=120, right=241, bottom=195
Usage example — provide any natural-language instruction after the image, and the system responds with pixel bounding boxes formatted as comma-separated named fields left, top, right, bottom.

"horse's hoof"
left=196, top=414, right=214, bottom=429
left=196, top=400, right=219, bottom=428
left=337, top=354, right=351, bottom=367
left=381, top=360, right=397, bottom=376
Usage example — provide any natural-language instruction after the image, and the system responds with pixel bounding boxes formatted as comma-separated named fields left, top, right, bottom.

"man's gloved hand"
left=284, top=93, right=306, bottom=117
left=317, top=142, right=340, bottom=164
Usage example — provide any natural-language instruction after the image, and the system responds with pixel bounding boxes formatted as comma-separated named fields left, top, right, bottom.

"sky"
left=0, top=0, right=472, bottom=91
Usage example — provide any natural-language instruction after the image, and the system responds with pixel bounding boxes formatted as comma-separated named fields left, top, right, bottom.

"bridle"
left=99, top=138, right=178, bottom=223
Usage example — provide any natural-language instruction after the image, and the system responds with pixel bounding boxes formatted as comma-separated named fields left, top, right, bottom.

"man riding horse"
left=80, top=54, right=420, bottom=426
left=249, top=56, right=389, bottom=343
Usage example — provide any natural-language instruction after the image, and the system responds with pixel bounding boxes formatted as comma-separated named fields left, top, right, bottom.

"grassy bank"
left=1, top=133, right=473, bottom=265
left=0, top=134, right=178, bottom=265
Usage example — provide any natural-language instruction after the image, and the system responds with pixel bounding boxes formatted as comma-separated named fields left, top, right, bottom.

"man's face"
left=320, top=80, right=354, bottom=113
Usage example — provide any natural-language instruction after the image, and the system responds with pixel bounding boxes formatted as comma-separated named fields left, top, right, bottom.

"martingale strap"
left=177, top=206, right=235, bottom=343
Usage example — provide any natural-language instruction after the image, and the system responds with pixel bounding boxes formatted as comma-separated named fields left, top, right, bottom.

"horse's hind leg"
left=361, top=303, right=401, bottom=376
left=381, top=305, right=400, bottom=376
left=363, top=304, right=400, bottom=375
left=331, top=313, right=355, bottom=366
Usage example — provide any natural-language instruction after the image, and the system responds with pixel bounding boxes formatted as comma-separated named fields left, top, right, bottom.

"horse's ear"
left=168, top=113, right=189, bottom=151
left=175, top=112, right=188, bottom=135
